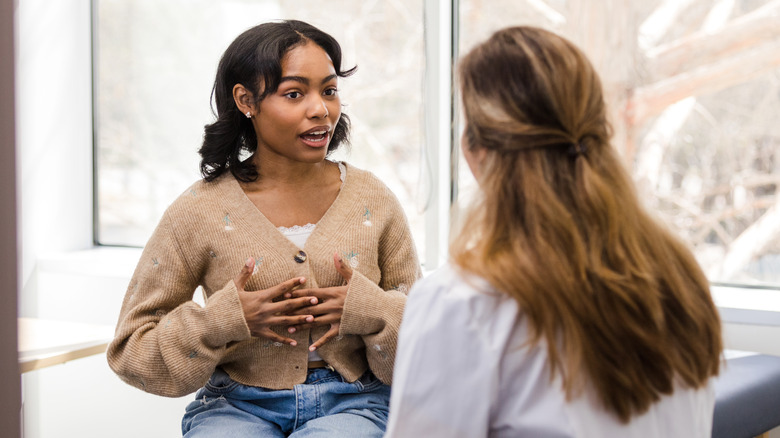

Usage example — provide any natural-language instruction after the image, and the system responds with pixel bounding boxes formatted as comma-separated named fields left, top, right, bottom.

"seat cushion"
left=712, top=353, right=780, bottom=438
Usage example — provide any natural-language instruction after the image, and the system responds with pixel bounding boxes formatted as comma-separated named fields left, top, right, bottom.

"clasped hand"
left=235, top=253, right=352, bottom=350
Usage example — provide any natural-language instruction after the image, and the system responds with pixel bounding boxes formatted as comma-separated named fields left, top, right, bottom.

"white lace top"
left=278, top=223, right=317, bottom=250
left=278, top=161, right=346, bottom=361
left=277, top=161, right=346, bottom=245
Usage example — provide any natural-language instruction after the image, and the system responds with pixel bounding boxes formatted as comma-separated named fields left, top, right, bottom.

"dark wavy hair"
left=199, top=20, right=356, bottom=182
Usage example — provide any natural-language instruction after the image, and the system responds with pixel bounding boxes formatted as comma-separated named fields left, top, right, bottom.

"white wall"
left=16, top=0, right=93, bottom=294
left=16, top=1, right=188, bottom=436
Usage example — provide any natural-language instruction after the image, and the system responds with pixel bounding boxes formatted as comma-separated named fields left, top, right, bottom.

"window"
left=96, top=0, right=780, bottom=286
left=458, top=0, right=780, bottom=287
left=95, top=0, right=426, bottom=258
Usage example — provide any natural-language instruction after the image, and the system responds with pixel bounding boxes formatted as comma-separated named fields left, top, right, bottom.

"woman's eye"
left=285, top=91, right=302, bottom=99
left=324, top=88, right=338, bottom=96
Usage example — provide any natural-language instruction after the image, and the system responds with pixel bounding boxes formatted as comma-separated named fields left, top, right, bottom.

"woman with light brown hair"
left=385, top=26, right=722, bottom=437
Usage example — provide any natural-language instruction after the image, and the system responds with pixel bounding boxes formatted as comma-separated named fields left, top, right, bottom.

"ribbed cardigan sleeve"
left=106, top=211, right=251, bottom=397
left=339, top=187, right=422, bottom=384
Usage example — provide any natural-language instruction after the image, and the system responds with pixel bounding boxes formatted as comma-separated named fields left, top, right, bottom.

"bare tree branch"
left=638, top=0, right=697, bottom=51
left=628, top=39, right=780, bottom=126
left=645, top=0, right=780, bottom=80
left=714, top=198, right=780, bottom=279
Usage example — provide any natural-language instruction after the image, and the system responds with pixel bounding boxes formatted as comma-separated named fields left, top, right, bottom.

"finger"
left=309, top=313, right=341, bottom=325
left=286, top=303, right=335, bottom=317
left=271, top=296, right=319, bottom=314
left=287, top=322, right=315, bottom=332
left=285, top=288, right=323, bottom=300
left=285, top=313, right=341, bottom=332
left=233, top=258, right=255, bottom=291
left=266, top=277, right=307, bottom=299
left=286, top=314, right=338, bottom=330
left=334, top=252, right=353, bottom=282
left=310, top=326, right=340, bottom=351
left=263, top=314, right=314, bottom=327
left=287, top=285, right=346, bottom=300
left=257, top=328, right=298, bottom=346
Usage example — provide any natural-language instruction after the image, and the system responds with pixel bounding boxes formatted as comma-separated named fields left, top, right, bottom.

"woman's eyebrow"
left=279, top=74, right=338, bottom=86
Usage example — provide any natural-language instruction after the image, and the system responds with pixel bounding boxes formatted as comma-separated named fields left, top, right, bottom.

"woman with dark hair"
left=107, top=20, right=421, bottom=437
left=385, top=26, right=722, bottom=437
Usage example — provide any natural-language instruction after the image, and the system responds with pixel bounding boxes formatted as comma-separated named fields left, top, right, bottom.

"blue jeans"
left=181, top=367, right=391, bottom=437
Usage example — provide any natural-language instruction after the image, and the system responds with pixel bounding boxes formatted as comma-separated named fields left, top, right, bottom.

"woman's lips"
left=300, top=129, right=330, bottom=148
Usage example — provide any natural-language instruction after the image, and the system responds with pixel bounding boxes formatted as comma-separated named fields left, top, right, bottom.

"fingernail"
left=310, top=298, right=318, bottom=304
left=290, top=341, right=297, bottom=347
left=288, top=327, right=296, bottom=333
left=306, top=316, right=314, bottom=322
left=309, top=346, right=316, bottom=352
left=299, top=277, right=306, bottom=283
left=245, top=258, right=253, bottom=268
left=284, top=293, right=291, bottom=298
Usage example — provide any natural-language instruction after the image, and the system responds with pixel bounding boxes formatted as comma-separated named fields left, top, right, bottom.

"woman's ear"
left=463, top=142, right=489, bottom=181
left=473, top=146, right=488, bottom=167
left=232, top=84, right=256, bottom=118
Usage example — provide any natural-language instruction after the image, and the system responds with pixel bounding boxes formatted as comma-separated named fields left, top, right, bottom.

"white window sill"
left=711, top=284, right=780, bottom=326
left=36, top=246, right=143, bottom=280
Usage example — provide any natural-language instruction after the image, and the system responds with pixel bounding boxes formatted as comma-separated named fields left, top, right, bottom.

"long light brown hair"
left=452, top=26, right=722, bottom=422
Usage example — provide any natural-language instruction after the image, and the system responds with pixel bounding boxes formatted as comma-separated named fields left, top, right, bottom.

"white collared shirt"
left=385, top=263, right=715, bottom=438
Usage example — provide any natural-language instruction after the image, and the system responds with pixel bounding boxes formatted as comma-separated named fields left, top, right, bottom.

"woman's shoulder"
left=341, top=162, right=395, bottom=195
left=340, top=162, right=406, bottom=219
left=165, top=174, right=238, bottom=216
left=410, top=263, right=509, bottom=308
left=405, top=263, right=524, bottom=350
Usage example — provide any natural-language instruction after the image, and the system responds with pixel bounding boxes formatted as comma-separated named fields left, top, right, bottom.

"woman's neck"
left=237, top=155, right=342, bottom=228
left=245, top=154, right=335, bottom=191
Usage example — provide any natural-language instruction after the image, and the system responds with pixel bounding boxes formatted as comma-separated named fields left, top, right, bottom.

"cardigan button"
left=293, top=250, right=307, bottom=263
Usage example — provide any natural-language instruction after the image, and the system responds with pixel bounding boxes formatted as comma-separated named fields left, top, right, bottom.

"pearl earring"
left=245, top=111, right=251, bottom=118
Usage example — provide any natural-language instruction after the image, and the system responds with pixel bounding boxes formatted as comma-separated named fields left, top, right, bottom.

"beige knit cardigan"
left=107, top=164, right=422, bottom=397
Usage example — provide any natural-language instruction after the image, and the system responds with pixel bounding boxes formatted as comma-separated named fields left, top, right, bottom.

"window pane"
left=96, top=0, right=425, bottom=257
left=458, top=0, right=780, bottom=287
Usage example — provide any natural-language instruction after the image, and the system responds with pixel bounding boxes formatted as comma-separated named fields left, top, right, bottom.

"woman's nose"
left=308, top=98, right=329, bottom=119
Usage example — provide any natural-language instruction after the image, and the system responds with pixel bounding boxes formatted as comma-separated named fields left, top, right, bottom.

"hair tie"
left=567, top=141, right=587, bottom=158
